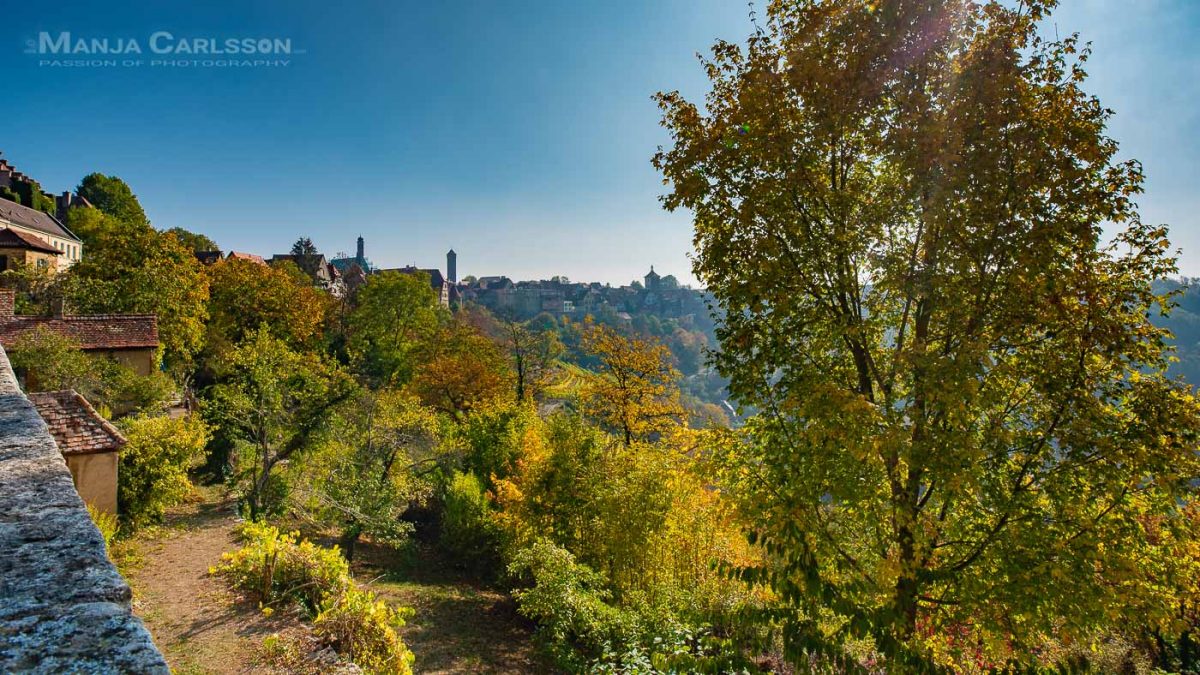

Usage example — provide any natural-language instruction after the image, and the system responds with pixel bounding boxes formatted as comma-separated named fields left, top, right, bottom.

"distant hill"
left=1152, top=278, right=1200, bottom=387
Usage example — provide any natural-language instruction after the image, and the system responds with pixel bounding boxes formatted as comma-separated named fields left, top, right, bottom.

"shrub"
left=8, top=326, right=99, bottom=393
left=87, top=504, right=119, bottom=554
left=508, top=538, right=637, bottom=667
left=314, top=587, right=414, bottom=674
left=215, top=522, right=351, bottom=614
left=440, top=471, right=499, bottom=572
left=117, top=414, right=210, bottom=530
left=215, top=522, right=414, bottom=673
left=97, top=363, right=175, bottom=417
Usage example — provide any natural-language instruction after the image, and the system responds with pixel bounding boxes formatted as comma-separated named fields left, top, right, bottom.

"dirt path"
left=121, top=491, right=301, bottom=675
left=123, top=489, right=555, bottom=674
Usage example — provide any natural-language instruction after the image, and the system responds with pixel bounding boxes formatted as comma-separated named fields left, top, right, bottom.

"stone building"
left=0, top=227, right=63, bottom=271
left=29, top=390, right=126, bottom=515
left=0, top=197, right=83, bottom=271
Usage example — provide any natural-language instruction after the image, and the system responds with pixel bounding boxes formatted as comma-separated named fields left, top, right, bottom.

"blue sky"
left=2, top=1, right=1197, bottom=285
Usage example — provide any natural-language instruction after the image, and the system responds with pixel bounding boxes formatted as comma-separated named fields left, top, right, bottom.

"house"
left=225, top=251, right=267, bottom=265
left=0, top=197, right=83, bottom=271
left=194, top=250, right=223, bottom=265
left=0, top=289, right=159, bottom=382
left=29, top=389, right=127, bottom=515
left=0, top=228, right=62, bottom=271
left=269, top=253, right=337, bottom=291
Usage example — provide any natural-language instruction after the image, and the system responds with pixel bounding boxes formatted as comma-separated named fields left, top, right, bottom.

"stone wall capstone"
left=0, top=345, right=167, bottom=673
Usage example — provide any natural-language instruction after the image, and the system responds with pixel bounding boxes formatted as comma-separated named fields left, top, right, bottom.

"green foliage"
left=97, top=364, right=175, bottom=418
left=9, top=178, right=56, bottom=214
left=215, top=522, right=414, bottom=673
left=347, top=271, right=443, bottom=386
left=164, top=226, right=218, bottom=253
left=87, top=504, right=120, bottom=553
left=507, top=538, right=634, bottom=669
left=655, top=0, right=1200, bottom=668
left=116, top=414, right=210, bottom=530
left=76, top=173, right=150, bottom=228
left=1, top=263, right=68, bottom=316
left=440, top=471, right=500, bottom=572
left=216, top=521, right=352, bottom=613
left=314, top=587, right=415, bottom=674
left=8, top=325, right=99, bottom=393
left=65, top=215, right=209, bottom=372
left=294, top=390, right=438, bottom=560
left=8, top=325, right=174, bottom=417
left=205, top=329, right=355, bottom=519
left=452, top=399, right=539, bottom=489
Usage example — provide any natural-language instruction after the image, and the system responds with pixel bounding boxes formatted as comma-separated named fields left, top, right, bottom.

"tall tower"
left=356, top=236, right=365, bottom=260
left=447, top=249, right=457, bottom=283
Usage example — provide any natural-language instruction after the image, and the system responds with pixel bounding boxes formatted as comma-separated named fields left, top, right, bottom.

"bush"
left=508, top=538, right=637, bottom=668
left=87, top=504, right=119, bottom=554
left=97, top=363, right=175, bottom=417
left=441, top=471, right=500, bottom=572
left=314, top=587, right=414, bottom=674
left=215, top=522, right=351, bottom=614
left=215, top=522, right=414, bottom=673
left=117, top=414, right=210, bottom=530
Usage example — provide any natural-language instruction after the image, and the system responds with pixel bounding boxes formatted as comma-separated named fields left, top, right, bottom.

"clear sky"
left=3, top=1, right=1197, bottom=286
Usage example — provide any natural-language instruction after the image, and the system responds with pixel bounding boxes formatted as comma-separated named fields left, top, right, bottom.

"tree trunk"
left=340, top=523, right=363, bottom=562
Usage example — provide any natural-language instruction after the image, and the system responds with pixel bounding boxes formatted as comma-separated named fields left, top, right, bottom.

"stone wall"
left=0, top=345, right=167, bottom=673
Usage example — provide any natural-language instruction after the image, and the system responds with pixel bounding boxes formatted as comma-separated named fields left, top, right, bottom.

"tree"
left=299, top=390, right=440, bottom=561
left=411, top=319, right=512, bottom=419
left=65, top=218, right=209, bottom=372
left=203, top=257, right=331, bottom=364
left=64, top=207, right=119, bottom=249
left=289, top=236, right=323, bottom=283
left=7, top=326, right=173, bottom=417
left=165, top=227, right=218, bottom=253
left=7, top=326, right=100, bottom=394
left=76, top=173, right=150, bottom=228
left=347, top=271, right=443, bottom=386
left=578, top=322, right=684, bottom=446
left=117, top=415, right=211, bottom=530
left=206, top=329, right=355, bottom=519
left=502, top=318, right=563, bottom=402
left=655, top=0, right=1200, bottom=667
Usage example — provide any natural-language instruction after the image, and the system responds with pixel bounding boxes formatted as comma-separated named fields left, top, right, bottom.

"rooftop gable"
left=0, top=198, right=80, bottom=242
left=28, top=390, right=127, bottom=456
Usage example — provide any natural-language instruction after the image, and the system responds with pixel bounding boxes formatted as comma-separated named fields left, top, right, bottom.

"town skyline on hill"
left=3, top=0, right=1199, bottom=285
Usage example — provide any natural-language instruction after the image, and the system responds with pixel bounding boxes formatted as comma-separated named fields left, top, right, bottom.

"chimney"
left=356, top=236, right=364, bottom=260
left=447, top=249, right=457, bottom=284
left=0, top=289, right=14, bottom=317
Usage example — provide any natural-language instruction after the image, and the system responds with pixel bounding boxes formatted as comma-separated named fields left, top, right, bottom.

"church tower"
left=447, top=249, right=457, bottom=283
left=644, top=265, right=660, bottom=291
left=356, top=236, right=365, bottom=260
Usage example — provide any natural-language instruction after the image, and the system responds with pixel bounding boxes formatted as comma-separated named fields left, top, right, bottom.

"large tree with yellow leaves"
left=655, top=0, right=1200, bottom=667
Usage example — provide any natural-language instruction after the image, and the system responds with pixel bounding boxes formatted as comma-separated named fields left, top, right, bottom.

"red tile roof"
left=226, top=251, right=266, bottom=265
left=0, top=314, right=159, bottom=350
left=28, top=390, right=127, bottom=456
left=0, top=228, right=62, bottom=254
